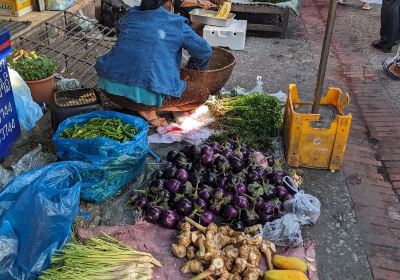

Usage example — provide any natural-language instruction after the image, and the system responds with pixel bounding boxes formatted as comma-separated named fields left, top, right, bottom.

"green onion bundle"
left=40, top=234, right=162, bottom=280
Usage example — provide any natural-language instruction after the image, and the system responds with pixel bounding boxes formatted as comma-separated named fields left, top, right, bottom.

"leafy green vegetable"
left=8, top=52, right=56, bottom=81
left=209, top=93, right=283, bottom=149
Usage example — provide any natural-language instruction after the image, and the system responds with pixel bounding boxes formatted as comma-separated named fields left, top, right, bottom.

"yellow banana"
left=215, top=1, right=231, bottom=20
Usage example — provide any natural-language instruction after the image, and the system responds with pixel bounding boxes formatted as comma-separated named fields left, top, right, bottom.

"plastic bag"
left=72, top=10, right=96, bottom=32
left=53, top=111, right=149, bottom=203
left=55, top=73, right=80, bottom=91
left=284, top=190, right=321, bottom=225
left=262, top=213, right=303, bottom=247
left=249, top=76, right=264, bottom=94
left=9, top=69, right=43, bottom=131
left=45, top=0, right=75, bottom=10
left=0, top=144, right=48, bottom=188
left=0, top=162, right=82, bottom=280
left=270, top=90, right=288, bottom=103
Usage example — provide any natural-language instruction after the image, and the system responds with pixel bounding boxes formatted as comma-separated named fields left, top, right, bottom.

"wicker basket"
left=181, top=47, right=236, bottom=94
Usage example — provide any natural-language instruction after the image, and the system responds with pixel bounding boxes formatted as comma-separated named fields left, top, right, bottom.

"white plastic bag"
left=45, top=0, right=75, bottom=10
left=270, top=90, right=288, bottom=103
left=73, top=10, right=96, bottom=32
left=262, top=213, right=303, bottom=247
left=9, top=69, right=43, bottom=131
left=284, top=190, right=321, bottom=225
left=249, top=76, right=264, bottom=94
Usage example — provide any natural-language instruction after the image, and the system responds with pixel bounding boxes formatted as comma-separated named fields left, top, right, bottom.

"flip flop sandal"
left=337, top=0, right=347, bottom=4
left=382, top=58, right=400, bottom=81
left=362, top=3, right=372, bottom=10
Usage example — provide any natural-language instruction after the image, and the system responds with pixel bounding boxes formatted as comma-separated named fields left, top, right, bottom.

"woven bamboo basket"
left=181, top=47, right=236, bottom=94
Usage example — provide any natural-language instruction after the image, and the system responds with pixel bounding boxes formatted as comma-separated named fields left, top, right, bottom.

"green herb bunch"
left=209, top=93, right=283, bottom=149
left=8, top=50, right=57, bottom=81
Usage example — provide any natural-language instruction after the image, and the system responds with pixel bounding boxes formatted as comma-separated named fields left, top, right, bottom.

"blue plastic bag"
left=9, top=69, right=43, bottom=131
left=45, top=0, right=75, bottom=10
left=0, top=162, right=82, bottom=280
left=52, top=110, right=149, bottom=203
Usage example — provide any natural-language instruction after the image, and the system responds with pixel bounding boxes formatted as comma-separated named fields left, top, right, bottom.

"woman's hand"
left=199, top=0, right=217, bottom=9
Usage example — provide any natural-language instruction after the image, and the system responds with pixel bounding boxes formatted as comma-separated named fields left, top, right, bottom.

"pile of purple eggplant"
left=132, top=141, right=293, bottom=230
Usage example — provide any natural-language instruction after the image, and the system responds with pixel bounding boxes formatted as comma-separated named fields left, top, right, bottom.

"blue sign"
left=0, top=29, right=20, bottom=161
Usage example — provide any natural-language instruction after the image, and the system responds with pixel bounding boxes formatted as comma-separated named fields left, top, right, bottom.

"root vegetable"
left=223, top=245, right=239, bottom=260
left=191, top=257, right=224, bottom=280
left=243, top=267, right=263, bottom=280
left=181, top=260, right=204, bottom=274
left=260, top=242, right=273, bottom=271
left=172, top=243, right=187, bottom=259
left=181, top=222, right=192, bottom=232
left=177, top=231, right=191, bottom=248
left=244, top=235, right=263, bottom=247
left=233, top=258, right=254, bottom=274
left=187, top=246, right=196, bottom=260
left=244, top=224, right=262, bottom=235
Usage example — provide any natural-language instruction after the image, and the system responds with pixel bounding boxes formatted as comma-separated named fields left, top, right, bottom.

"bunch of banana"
left=10, top=49, right=38, bottom=62
left=215, top=1, right=232, bottom=19
left=203, top=1, right=231, bottom=20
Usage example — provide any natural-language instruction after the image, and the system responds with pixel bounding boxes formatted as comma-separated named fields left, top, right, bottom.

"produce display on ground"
left=208, top=94, right=283, bottom=148
left=40, top=234, right=162, bottom=280
left=132, top=140, right=296, bottom=229
left=60, top=117, right=139, bottom=142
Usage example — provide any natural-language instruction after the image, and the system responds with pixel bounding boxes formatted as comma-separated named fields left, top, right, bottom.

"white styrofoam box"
left=203, top=20, right=247, bottom=51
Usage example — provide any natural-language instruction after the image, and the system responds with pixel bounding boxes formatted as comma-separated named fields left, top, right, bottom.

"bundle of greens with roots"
left=40, top=234, right=162, bottom=280
left=208, top=94, right=283, bottom=149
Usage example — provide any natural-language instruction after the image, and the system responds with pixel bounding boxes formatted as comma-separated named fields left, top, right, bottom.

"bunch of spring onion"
left=40, top=234, right=161, bottom=280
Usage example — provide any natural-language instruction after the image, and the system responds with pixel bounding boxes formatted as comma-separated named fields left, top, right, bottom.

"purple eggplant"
left=199, top=188, right=211, bottom=200
left=242, top=209, right=260, bottom=226
left=236, top=183, right=247, bottom=195
left=258, top=211, right=274, bottom=224
left=189, top=174, right=201, bottom=186
left=272, top=171, right=285, bottom=185
left=216, top=174, right=228, bottom=189
left=247, top=171, right=260, bottom=183
left=180, top=145, right=200, bottom=159
left=203, top=171, right=215, bottom=185
left=227, top=174, right=239, bottom=186
left=229, top=156, right=243, bottom=173
left=243, top=157, right=255, bottom=169
left=200, top=210, right=215, bottom=226
left=276, top=185, right=289, bottom=199
left=233, top=195, right=249, bottom=209
left=265, top=168, right=274, bottom=180
left=160, top=210, right=179, bottom=229
left=195, top=198, right=208, bottom=210
left=166, top=179, right=181, bottom=193
left=164, top=166, right=177, bottom=179
left=215, top=156, right=230, bottom=173
left=201, top=153, right=214, bottom=166
left=136, top=197, right=149, bottom=209
left=201, top=145, right=214, bottom=156
left=167, top=150, right=179, bottom=162
left=177, top=198, right=193, bottom=215
left=224, top=204, right=239, bottom=219
left=176, top=168, right=189, bottom=183
left=210, top=141, right=222, bottom=151
left=222, top=148, right=234, bottom=158
left=255, top=197, right=266, bottom=211
left=160, top=189, right=172, bottom=201
left=145, top=206, right=161, bottom=223
left=175, top=153, right=190, bottom=169
left=209, top=202, right=223, bottom=216
left=224, top=191, right=234, bottom=203
left=193, top=164, right=206, bottom=175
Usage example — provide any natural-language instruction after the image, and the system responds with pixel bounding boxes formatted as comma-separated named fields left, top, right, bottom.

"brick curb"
left=300, top=1, right=400, bottom=279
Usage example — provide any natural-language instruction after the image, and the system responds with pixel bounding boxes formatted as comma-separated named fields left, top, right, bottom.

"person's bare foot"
left=137, top=110, right=167, bottom=127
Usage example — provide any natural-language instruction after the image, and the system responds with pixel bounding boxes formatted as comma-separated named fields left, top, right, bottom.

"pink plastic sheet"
left=77, top=222, right=318, bottom=280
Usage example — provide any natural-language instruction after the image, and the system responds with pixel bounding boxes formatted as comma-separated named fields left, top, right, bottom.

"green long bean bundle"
left=40, top=234, right=161, bottom=280
left=209, top=93, right=283, bottom=148
left=60, top=117, right=139, bottom=143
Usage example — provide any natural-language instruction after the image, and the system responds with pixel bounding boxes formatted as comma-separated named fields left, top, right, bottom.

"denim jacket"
left=95, top=7, right=212, bottom=98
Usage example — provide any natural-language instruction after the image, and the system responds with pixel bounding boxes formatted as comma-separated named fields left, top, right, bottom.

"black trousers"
left=381, top=0, right=400, bottom=45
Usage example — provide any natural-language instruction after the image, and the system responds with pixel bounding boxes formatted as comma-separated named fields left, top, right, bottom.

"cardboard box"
left=0, top=0, right=33, bottom=17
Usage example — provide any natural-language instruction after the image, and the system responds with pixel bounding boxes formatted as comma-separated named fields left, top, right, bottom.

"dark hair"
left=140, top=0, right=171, bottom=10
